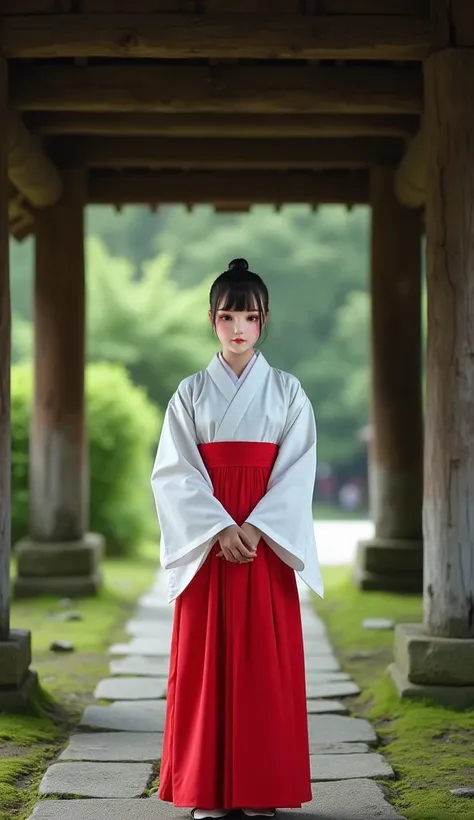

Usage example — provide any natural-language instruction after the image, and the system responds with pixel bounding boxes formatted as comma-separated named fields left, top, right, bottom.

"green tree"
left=10, top=203, right=373, bottom=466
left=87, top=236, right=216, bottom=407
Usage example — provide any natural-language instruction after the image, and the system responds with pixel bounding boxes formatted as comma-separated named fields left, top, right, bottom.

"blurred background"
left=9, top=203, right=388, bottom=560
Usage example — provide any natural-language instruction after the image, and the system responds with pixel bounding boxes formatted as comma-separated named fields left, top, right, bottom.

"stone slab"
left=306, top=700, right=348, bottom=715
left=302, top=622, right=328, bottom=636
left=394, top=622, right=474, bottom=686
left=311, top=753, right=395, bottom=781
left=302, top=621, right=329, bottom=634
left=81, top=700, right=167, bottom=732
left=362, top=618, right=395, bottom=630
left=310, top=742, right=369, bottom=755
left=388, top=662, right=474, bottom=709
left=306, top=681, right=360, bottom=699
left=109, top=638, right=171, bottom=657
left=304, top=655, right=341, bottom=673
left=39, top=761, right=153, bottom=798
left=59, top=732, right=163, bottom=762
left=451, top=788, right=474, bottom=797
left=126, top=620, right=173, bottom=637
left=0, top=629, right=32, bottom=686
left=95, top=676, right=167, bottom=701
left=303, top=642, right=336, bottom=657
left=27, top=779, right=406, bottom=819
left=308, top=714, right=377, bottom=744
left=110, top=656, right=170, bottom=677
left=137, top=599, right=169, bottom=613
left=135, top=603, right=172, bottom=621
left=305, top=672, right=351, bottom=684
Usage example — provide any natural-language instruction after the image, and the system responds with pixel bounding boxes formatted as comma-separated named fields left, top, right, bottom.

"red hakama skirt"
left=158, top=441, right=311, bottom=809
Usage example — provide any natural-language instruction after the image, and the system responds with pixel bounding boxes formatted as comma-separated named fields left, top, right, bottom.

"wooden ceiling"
left=2, top=0, right=439, bottom=235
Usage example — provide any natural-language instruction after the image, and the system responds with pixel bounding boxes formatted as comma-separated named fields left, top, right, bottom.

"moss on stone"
left=313, top=566, right=474, bottom=820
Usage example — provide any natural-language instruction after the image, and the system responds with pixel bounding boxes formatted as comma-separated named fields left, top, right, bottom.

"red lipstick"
left=233, top=339, right=245, bottom=344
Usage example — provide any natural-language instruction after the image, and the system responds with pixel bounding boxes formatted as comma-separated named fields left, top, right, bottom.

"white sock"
left=193, top=810, right=229, bottom=819
left=242, top=810, right=275, bottom=817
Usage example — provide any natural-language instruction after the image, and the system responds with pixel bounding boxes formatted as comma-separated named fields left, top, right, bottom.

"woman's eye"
left=248, top=316, right=259, bottom=322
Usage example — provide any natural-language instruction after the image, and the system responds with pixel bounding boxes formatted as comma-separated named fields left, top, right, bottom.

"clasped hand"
left=216, top=522, right=262, bottom=563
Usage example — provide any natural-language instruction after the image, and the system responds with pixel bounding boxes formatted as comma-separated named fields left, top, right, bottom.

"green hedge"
left=11, top=362, right=163, bottom=556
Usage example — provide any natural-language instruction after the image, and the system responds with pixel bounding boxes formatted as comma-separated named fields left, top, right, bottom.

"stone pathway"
left=27, top=573, right=406, bottom=820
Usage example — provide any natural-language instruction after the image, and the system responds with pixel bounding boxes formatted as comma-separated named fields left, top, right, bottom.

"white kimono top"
left=151, top=350, right=324, bottom=603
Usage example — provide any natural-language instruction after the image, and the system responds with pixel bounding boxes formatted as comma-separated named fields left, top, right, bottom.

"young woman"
left=151, top=258, right=323, bottom=819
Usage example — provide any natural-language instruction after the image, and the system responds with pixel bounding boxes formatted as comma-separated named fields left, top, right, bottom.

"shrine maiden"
left=151, top=258, right=323, bottom=819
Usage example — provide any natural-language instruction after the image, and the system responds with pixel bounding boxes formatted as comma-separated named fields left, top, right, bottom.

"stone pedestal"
left=388, top=624, right=474, bottom=708
left=0, top=629, right=39, bottom=711
left=14, top=533, right=104, bottom=598
left=355, top=166, right=423, bottom=593
left=354, top=538, right=422, bottom=593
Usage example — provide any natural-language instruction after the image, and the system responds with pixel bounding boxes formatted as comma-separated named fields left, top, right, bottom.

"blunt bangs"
left=209, top=259, right=270, bottom=343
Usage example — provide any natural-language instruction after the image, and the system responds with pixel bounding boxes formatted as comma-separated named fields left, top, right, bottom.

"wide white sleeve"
left=151, top=386, right=235, bottom=570
left=245, top=385, right=317, bottom=572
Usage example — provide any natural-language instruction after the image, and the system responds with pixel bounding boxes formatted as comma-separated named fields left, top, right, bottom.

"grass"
left=313, top=566, right=474, bottom=820
left=312, top=503, right=368, bottom=521
left=0, top=540, right=158, bottom=820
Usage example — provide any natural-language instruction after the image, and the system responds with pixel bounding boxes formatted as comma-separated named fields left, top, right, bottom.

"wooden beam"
left=1, top=12, right=433, bottom=60
left=28, top=112, right=419, bottom=138
left=8, top=110, right=63, bottom=207
left=53, top=135, right=404, bottom=170
left=2, top=0, right=427, bottom=11
left=394, top=124, right=426, bottom=207
left=430, top=0, right=474, bottom=47
left=11, top=64, right=422, bottom=115
left=88, top=169, right=370, bottom=205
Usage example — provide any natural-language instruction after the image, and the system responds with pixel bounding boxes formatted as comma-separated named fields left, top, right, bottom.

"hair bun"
left=228, top=258, right=249, bottom=272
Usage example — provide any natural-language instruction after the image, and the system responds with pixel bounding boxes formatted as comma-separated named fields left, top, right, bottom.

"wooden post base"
left=354, top=537, right=422, bottom=593
left=0, top=629, right=38, bottom=712
left=0, top=670, right=39, bottom=713
left=388, top=663, right=474, bottom=710
left=13, top=532, right=104, bottom=598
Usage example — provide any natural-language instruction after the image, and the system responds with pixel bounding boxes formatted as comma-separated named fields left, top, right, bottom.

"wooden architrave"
left=394, top=123, right=427, bottom=207
left=1, top=0, right=428, bottom=12
left=1, top=12, right=433, bottom=60
left=26, top=112, right=420, bottom=139
left=88, top=169, right=370, bottom=205
left=54, top=135, right=404, bottom=169
left=10, top=64, right=423, bottom=115
left=8, top=110, right=63, bottom=207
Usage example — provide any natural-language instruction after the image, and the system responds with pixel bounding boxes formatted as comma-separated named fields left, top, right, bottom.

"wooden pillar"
left=32, top=167, right=87, bottom=543
left=389, top=49, right=474, bottom=708
left=423, top=49, right=474, bottom=640
left=0, top=62, right=11, bottom=643
left=0, top=59, right=37, bottom=711
left=14, top=168, right=103, bottom=598
left=355, top=166, right=423, bottom=592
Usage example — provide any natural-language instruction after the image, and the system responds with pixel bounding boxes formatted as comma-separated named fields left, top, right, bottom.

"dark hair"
left=209, top=258, right=269, bottom=342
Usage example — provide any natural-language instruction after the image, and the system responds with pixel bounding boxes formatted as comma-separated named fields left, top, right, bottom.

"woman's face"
left=209, top=302, right=266, bottom=356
